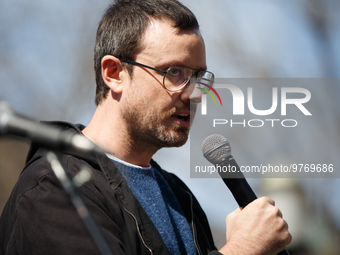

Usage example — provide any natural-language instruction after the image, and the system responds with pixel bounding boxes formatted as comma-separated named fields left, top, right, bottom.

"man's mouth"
left=171, top=112, right=191, bottom=127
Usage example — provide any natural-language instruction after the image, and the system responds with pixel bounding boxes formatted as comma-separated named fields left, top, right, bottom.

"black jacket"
left=0, top=122, right=221, bottom=255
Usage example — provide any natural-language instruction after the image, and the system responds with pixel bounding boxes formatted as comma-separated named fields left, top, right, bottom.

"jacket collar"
left=24, top=121, right=194, bottom=223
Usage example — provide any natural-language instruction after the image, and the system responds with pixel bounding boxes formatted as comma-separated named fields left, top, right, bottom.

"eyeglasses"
left=119, top=58, right=215, bottom=92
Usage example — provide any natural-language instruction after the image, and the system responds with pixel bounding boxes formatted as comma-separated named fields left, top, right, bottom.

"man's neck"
left=82, top=103, right=158, bottom=167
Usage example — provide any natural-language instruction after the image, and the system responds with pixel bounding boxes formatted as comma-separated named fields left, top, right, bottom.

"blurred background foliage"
left=0, top=0, right=339, bottom=254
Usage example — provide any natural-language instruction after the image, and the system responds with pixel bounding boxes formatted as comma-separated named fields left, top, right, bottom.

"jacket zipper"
left=123, top=207, right=153, bottom=255
left=188, top=192, right=203, bottom=255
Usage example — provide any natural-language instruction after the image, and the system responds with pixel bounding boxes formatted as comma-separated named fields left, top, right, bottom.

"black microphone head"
left=201, top=134, right=231, bottom=164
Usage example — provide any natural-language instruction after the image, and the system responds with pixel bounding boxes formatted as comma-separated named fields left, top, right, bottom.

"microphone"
left=0, top=101, right=104, bottom=154
left=201, top=134, right=290, bottom=255
left=201, top=134, right=256, bottom=207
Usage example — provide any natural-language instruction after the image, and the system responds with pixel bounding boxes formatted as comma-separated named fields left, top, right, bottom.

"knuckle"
left=226, top=211, right=235, bottom=222
left=253, top=197, right=267, bottom=208
left=281, top=230, right=292, bottom=245
left=287, top=232, right=293, bottom=244
left=272, top=206, right=281, bottom=218
left=226, top=207, right=242, bottom=224
left=257, top=196, right=275, bottom=208
left=276, top=219, right=292, bottom=245
left=278, top=218, right=287, bottom=230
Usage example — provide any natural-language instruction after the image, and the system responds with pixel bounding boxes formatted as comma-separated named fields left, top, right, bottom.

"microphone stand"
left=46, top=151, right=113, bottom=255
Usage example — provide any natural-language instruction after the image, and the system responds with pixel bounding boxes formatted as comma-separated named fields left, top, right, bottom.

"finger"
left=284, top=220, right=289, bottom=230
left=282, top=222, right=292, bottom=247
left=287, top=232, right=293, bottom=245
left=226, top=207, right=241, bottom=222
left=230, top=207, right=242, bottom=217
left=262, top=196, right=275, bottom=206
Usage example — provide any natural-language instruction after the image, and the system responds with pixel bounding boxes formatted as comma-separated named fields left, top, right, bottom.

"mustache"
left=175, top=102, right=198, bottom=112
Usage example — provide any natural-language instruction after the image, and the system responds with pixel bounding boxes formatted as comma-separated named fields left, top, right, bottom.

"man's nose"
left=180, top=79, right=202, bottom=103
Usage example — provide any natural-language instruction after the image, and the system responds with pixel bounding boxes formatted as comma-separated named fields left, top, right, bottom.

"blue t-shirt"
left=107, top=155, right=197, bottom=255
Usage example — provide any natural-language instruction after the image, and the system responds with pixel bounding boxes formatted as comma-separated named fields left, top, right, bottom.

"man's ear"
left=101, top=55, right=125, bottom=94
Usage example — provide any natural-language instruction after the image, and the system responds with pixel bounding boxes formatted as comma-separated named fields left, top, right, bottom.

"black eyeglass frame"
left=119, top=57, right=214, bottom=92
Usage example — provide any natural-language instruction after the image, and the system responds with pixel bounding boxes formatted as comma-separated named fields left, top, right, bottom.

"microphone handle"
left=218, top=156, right=290, bottom=255
left=220, top=175, right=257, bottom=208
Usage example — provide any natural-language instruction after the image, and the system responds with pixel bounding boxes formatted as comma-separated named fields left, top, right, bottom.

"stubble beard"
left=121, top=105, right=192, bottom=150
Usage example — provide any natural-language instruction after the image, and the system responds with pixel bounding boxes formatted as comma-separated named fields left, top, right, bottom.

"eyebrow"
left=157, top=61, right=207, bottom=72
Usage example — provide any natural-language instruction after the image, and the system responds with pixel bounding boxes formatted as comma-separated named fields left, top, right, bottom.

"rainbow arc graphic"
left=198, top=84, right=222, bottom=106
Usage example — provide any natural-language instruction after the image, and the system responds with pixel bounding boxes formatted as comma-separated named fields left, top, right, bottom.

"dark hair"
left=94, top=0, right=199, bottom=105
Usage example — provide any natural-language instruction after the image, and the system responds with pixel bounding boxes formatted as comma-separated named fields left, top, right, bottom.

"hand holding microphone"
left=202, top=134, right=291, bottom=255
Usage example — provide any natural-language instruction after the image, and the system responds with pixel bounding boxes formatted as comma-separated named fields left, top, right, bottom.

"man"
left=0, top=0, right=291, bottom=254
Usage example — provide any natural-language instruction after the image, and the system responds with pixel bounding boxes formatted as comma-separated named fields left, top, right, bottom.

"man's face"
left=120, top=19, right=206, bottom=149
